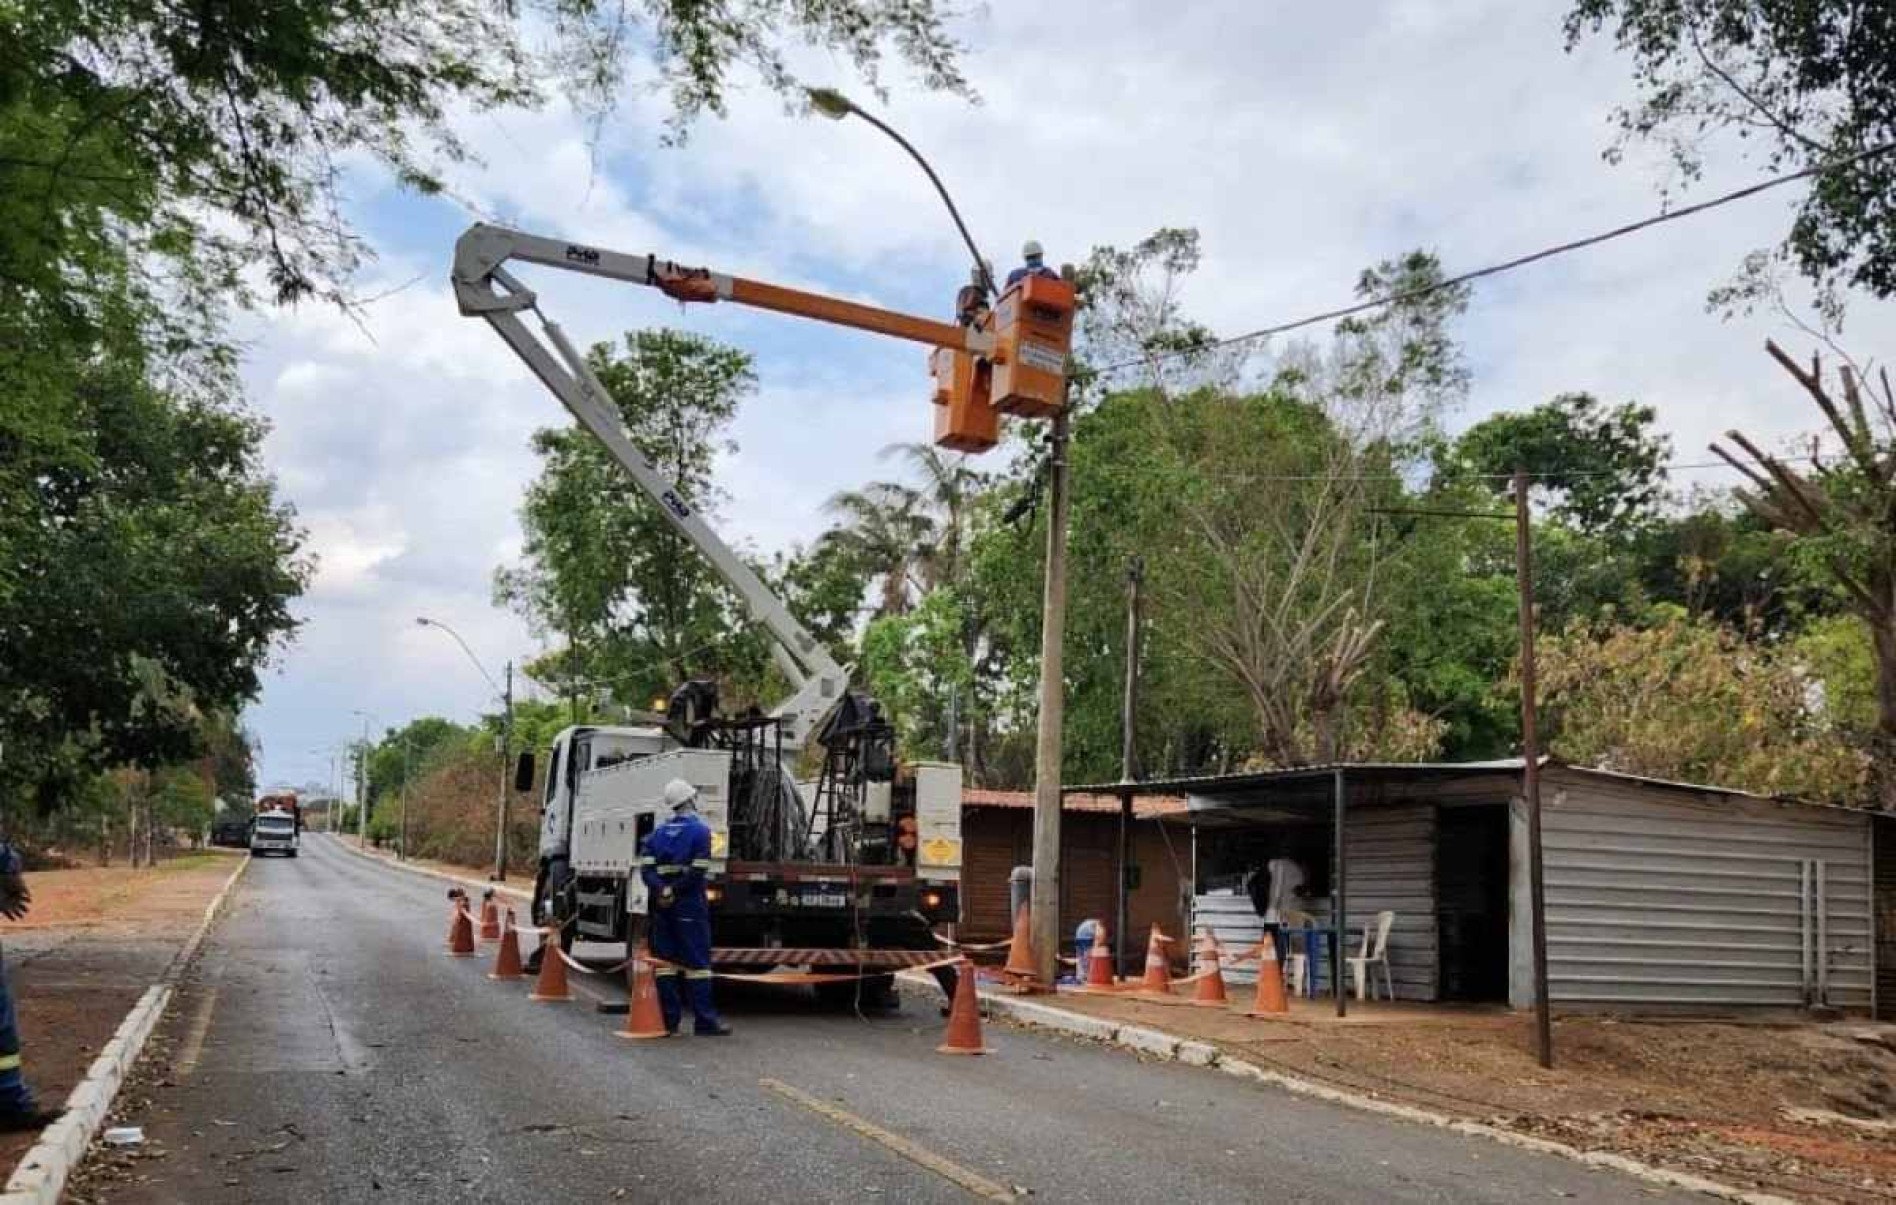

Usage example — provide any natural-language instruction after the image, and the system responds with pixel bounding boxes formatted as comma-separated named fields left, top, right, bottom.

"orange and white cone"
left=1190, top=927, right=1230, bottom=1007
left=1134, top=924, right=1174, bottom=996
left=1081, top=922, right=1117, bottom=991
left=618, top=943, right=669, bottom=1040
left=477, top=890, right=502, bottom=943
left=1002, top=904, right=1040, bottom=988
left=488, top=908, right=526, bottom=980
left=528, top=928, right=571, bottom=1002
left=446, top=889, right=476, bottom=957
left=937, top=958, right=989, bottom=1055
left=1240, top=933, right=1289, bottom=1017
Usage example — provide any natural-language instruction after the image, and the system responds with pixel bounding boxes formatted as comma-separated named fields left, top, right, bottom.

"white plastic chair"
left=1346, top=910, right=1396, bottom=1001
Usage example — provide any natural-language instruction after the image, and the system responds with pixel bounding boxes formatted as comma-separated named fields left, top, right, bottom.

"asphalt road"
left=76, top=835, right=1698, bottom=1203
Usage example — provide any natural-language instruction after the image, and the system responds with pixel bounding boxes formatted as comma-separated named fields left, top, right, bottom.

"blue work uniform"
left=1004, top=261, right=1059, bottom=288
left=0, top=843, right=38, bottom=1114
left=638, top=811, right=724, bottom=1034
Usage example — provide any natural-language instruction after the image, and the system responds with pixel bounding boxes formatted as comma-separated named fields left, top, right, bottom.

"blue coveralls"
left=0, top=843, right=38, bottom=1114
left=1004, top=261, right=1059, bottom=288
left=638, top=811, right=724, bottom=1034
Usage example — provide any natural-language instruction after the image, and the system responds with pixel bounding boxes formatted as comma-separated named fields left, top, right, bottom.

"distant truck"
left=250, top=810, right=299, bottom=857
left=256, top=791, right=302, bottom=832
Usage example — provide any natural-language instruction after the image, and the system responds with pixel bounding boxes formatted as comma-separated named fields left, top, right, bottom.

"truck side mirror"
left=513, top=751, right=536, bottom=793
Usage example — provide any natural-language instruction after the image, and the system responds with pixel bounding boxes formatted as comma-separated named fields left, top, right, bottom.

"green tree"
left=0, top=355, right=308, bottom=806
left=1537, top=611, right=1865, bottom=801
left=497, top=328, right=772, bottom=711
left=1566, top=0, right=1896, bottom=308
left=1, top=0, right=970, bottom=313
left=1456, top=393, right=1672, bottom=536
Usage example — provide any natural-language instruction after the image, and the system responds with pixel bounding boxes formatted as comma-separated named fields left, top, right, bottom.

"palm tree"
left=880, top=442, right=984, bottom=591
left=824, top=480, right=930, bottom=617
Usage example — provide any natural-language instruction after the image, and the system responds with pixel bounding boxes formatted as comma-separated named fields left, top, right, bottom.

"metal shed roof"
left=1067, top=759, right=1870, bottom=820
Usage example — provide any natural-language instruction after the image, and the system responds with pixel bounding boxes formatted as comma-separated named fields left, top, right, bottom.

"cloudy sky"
left=245, top=0, right=1896, bottom=792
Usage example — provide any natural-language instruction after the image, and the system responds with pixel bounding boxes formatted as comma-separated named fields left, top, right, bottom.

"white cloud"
left=244, top=0, right=1896, bottom=787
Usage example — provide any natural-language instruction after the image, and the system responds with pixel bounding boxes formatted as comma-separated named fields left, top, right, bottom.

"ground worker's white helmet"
left=1022, top=239, right=1044, bottom=260
left=663, top=778, right=699, bottom=811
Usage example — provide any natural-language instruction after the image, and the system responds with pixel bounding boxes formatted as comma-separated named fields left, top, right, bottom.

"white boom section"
left=452, top=223, right=846, bottom=749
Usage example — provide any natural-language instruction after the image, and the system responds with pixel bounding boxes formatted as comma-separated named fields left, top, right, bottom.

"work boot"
left=0, top=1107, right=61, bottom=1134
left=693, top=1022, right=733, bottom=1037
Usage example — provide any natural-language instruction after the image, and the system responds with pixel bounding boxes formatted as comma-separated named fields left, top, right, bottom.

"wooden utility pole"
left=1514, top=468, right=1553, bottom=1069
left=1030, top=406, right=1073, bottom=986
left=1117, top=557, right=1144, bottom=976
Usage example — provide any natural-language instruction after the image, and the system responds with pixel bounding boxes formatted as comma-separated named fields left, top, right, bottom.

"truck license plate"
left=795, top=890, right=848, bottom=909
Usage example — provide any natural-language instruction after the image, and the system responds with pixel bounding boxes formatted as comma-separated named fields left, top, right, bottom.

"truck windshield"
left=257, top=817, right=293, bottom=833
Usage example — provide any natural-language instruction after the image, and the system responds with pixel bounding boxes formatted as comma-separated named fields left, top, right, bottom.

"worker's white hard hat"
left=663, top=778, right=699, bottom=811
left=1022, top=239, right=1044, bottom=259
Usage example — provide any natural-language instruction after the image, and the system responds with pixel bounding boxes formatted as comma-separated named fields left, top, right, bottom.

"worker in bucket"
left=0, top=840, right=59, bottom=1132
left=1005, top=239, right=1059, bottom=288
left=638, top=780, right=732, bottom=1037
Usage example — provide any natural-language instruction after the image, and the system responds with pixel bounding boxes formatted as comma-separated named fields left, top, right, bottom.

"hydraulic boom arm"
left=452, top=223, right=880, bottom=749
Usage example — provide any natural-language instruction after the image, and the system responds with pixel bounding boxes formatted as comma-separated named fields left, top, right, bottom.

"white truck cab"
left=251, top=809, right=299, bottom=857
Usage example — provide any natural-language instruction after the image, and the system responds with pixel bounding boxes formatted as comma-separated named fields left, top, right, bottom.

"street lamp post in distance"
left=416, top=616, right=515, bottom=881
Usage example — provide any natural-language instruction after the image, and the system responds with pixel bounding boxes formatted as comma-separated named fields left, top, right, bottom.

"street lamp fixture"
left=804, top=86, right=995, bottom=298
left=416, top=614, right=516, bottom=882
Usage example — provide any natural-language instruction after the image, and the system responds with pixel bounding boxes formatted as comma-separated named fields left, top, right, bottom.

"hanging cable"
left=1091, top=140, right=1896, bottom=380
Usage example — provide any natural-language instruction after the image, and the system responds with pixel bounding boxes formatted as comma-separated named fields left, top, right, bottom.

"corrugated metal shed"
left=1190, top=803, right=1438, bottom=998
left=1875, top=815, right=1894, bottom=1020
left=1527, top=770, right=1873, bottom=1010
left=1118, top=759, right=1883, bottom=1014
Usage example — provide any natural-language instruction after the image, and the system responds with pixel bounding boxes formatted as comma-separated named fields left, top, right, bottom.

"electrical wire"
left=1091, top=140, right=1896, bottom=380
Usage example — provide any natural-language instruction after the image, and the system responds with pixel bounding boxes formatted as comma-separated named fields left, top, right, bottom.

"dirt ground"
left=1031, top=986, right=1896, bottom=1204
left=0, top=853, right=243, bottom=1177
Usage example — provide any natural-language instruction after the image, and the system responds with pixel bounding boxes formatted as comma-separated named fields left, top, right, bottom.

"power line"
left=1093, top=140, right=1896, bottom=379
left=1189, top=451, right=1827, bottom=486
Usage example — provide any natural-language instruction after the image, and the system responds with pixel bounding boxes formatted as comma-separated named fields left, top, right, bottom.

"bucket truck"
left=450, top=224, right=1073, bottom=1000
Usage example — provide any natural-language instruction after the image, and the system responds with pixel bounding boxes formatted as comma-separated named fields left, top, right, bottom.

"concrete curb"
left=323, top=834, right=531, bottom=904
left=1, top=853, right=251, bottom=1205
left=958, top=985, right=1793, bottom=1205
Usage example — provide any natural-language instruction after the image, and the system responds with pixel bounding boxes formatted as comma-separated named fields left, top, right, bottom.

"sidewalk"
left=0, top=854, right=245, bottom=1174
left=990, top=979, right=1896, bottom=1203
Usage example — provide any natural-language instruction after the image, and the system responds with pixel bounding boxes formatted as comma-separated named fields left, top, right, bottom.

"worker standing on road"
left=1004, top=239, right=1059, bottom=289
left=638, top=781, right=732, bottom=1037
left=0, top=840, right=59, bottom=1132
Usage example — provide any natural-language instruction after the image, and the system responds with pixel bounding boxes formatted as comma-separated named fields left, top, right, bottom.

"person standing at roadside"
left=0, top=839, right=60, bottom=1131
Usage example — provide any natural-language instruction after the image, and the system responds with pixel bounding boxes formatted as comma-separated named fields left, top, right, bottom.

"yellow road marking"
left=759, top=1077, right=1015, bottom=1201
left=174, top=987, right=219, bottom=1078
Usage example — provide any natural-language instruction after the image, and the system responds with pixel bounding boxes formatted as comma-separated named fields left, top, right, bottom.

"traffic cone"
left=1001, top=904, right=1039, bottom=985
left=1134, top=924, right=1174, bottom=995
left=446, top=889, right=475, bottom=957
left=1240, top=934, right=1289, bottom=1017
left=1081, top=922, right=1116, bottom=991
left=1190, top=927, right=1229, bottom=1007
left=618, top=943, right=670, bottom=1040
left=528, top=928, right=571, bottom=1002
left=478, top=890, right=502, bottom=942
left=488, top=909, right=525, bottom=980
left=936, top=958, right=989, bottom=1055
